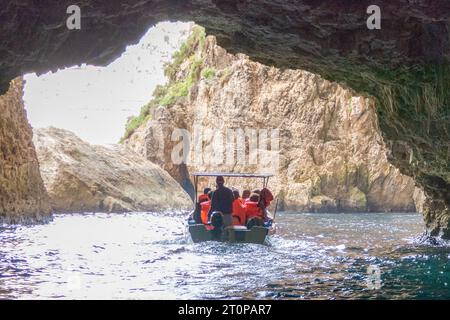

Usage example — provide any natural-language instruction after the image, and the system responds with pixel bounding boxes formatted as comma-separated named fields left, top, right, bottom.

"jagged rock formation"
left=125, top=34, right=418, bottom=212
left=0, top=78, right=51, bottom=223
left=0, top=1, right=448, bottom=236
left=33, top=127, right=191, bottom=213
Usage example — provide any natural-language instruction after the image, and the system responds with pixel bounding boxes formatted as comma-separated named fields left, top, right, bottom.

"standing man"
left=209, top=176, right=234, bottom=226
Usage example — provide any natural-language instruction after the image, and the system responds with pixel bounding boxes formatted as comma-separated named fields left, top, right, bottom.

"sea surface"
left=1, top=212, right=449, bottom=299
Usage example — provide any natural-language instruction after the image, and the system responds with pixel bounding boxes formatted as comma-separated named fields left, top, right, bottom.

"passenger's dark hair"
left=246, top=217, right=264, bottom=229
left=204, top=187, right=211, bottom=195
left=242, top=190, right=251, bottom=199
left=232, top=189, right=240, bottom=200
left=249, top=193, right=260, bottom=202
left=252, top=189, right=261, bottom=195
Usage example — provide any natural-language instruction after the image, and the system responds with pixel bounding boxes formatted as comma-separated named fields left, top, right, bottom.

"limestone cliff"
left=125, top=32, right=418, bottom=213
left=33, top=127, right=191, bottom=213
left=0, top=78, right=51, bottom=223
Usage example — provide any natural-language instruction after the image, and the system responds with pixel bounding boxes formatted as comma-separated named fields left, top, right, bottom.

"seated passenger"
left=198, top=187, right=211, bottom=203
left=200, top=191, right=213, bottom=225
left=259, top=187, right=274, bottom=208
left=232, top=190, right=246, bottom=226
left=242, top=189, right=251, bottom=202
left=245, top=193, right=264, bottom=222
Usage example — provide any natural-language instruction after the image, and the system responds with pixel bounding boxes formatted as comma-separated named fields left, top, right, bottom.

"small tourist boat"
left=186, top=172, right=277, bottom=245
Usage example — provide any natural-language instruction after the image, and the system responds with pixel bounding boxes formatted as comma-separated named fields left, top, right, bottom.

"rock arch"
left=1, top=0, right=449, bottom=237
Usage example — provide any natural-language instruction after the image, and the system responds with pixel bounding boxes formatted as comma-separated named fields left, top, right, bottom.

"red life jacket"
left=245, top=201, right=264, bottom=221
left=200, top=201, right=211, bottom=224
left=232, top=198, right=246, bottom=226
left=198, top=194, right=209, bottom=203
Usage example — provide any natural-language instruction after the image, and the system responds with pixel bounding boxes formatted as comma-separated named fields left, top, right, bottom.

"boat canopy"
left=192, top=172, right=274, bottom=204
left=192, top=172, right=273, bottom=178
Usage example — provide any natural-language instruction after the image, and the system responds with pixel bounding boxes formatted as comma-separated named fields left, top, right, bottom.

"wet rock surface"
left=0, top=78, right=51, bottom=223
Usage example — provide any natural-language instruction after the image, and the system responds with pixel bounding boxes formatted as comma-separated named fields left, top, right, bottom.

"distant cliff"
left=34, top=127, right=192, bottom=213
left=0, top=78, right=51, bottom=223
left=124, top=29, right=420, bottom=213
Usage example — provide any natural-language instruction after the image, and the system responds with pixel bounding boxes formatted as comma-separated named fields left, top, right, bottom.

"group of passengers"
left=196, top=176, right=273, bottom=228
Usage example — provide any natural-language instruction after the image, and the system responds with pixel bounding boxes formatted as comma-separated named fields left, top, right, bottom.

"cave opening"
left=1, top=2, right=450, bottom=300
left=1, top=3, right=447, bottom=235
left=16, top=18, right=423, bottom=217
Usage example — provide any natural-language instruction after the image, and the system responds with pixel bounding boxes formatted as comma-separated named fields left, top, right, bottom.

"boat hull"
left=188, top=224, right=271, bottom=245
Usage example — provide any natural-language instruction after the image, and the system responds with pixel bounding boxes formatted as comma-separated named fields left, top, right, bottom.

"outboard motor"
left=210, top=211, right=224, bottom=229
left=209, top=211, right=224, bottom=240
left=246, top=217, right=264, bottom=229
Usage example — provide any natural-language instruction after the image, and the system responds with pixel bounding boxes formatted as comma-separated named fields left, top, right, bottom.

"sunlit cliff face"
left=0, top=1, right=449, bottom=237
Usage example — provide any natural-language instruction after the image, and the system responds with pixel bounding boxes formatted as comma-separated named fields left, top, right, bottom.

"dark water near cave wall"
left=0, top=212, right=449, bottom=299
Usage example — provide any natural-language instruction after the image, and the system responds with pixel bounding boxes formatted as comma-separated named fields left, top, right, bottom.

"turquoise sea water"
left=0, top=212, right=449, bottom=299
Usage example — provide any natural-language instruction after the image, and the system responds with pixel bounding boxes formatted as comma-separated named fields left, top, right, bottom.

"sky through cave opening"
left=23, top=21, right=194, bottom=146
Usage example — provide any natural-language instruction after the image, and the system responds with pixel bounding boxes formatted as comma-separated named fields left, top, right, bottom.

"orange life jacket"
left=245, top=201, right=264, bottom=221
left=200, top=200, right=211, bottom=224
left=232, top=198, right=246, bottom=226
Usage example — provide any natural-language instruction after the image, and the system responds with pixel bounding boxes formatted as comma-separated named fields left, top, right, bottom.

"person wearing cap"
left=208, top=176, right=234, bottom=226
left=198, top=187, right=211, bottom=203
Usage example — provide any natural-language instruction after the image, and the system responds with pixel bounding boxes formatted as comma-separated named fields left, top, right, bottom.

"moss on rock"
left=121, top=26, right=206, bottom=141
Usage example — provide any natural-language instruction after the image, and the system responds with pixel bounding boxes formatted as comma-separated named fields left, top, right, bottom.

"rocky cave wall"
left=33, top=127, right=191, bottom=213
left=0, top=1, right=449, bottom=236
left=0, top=78, right=51, bottom=223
